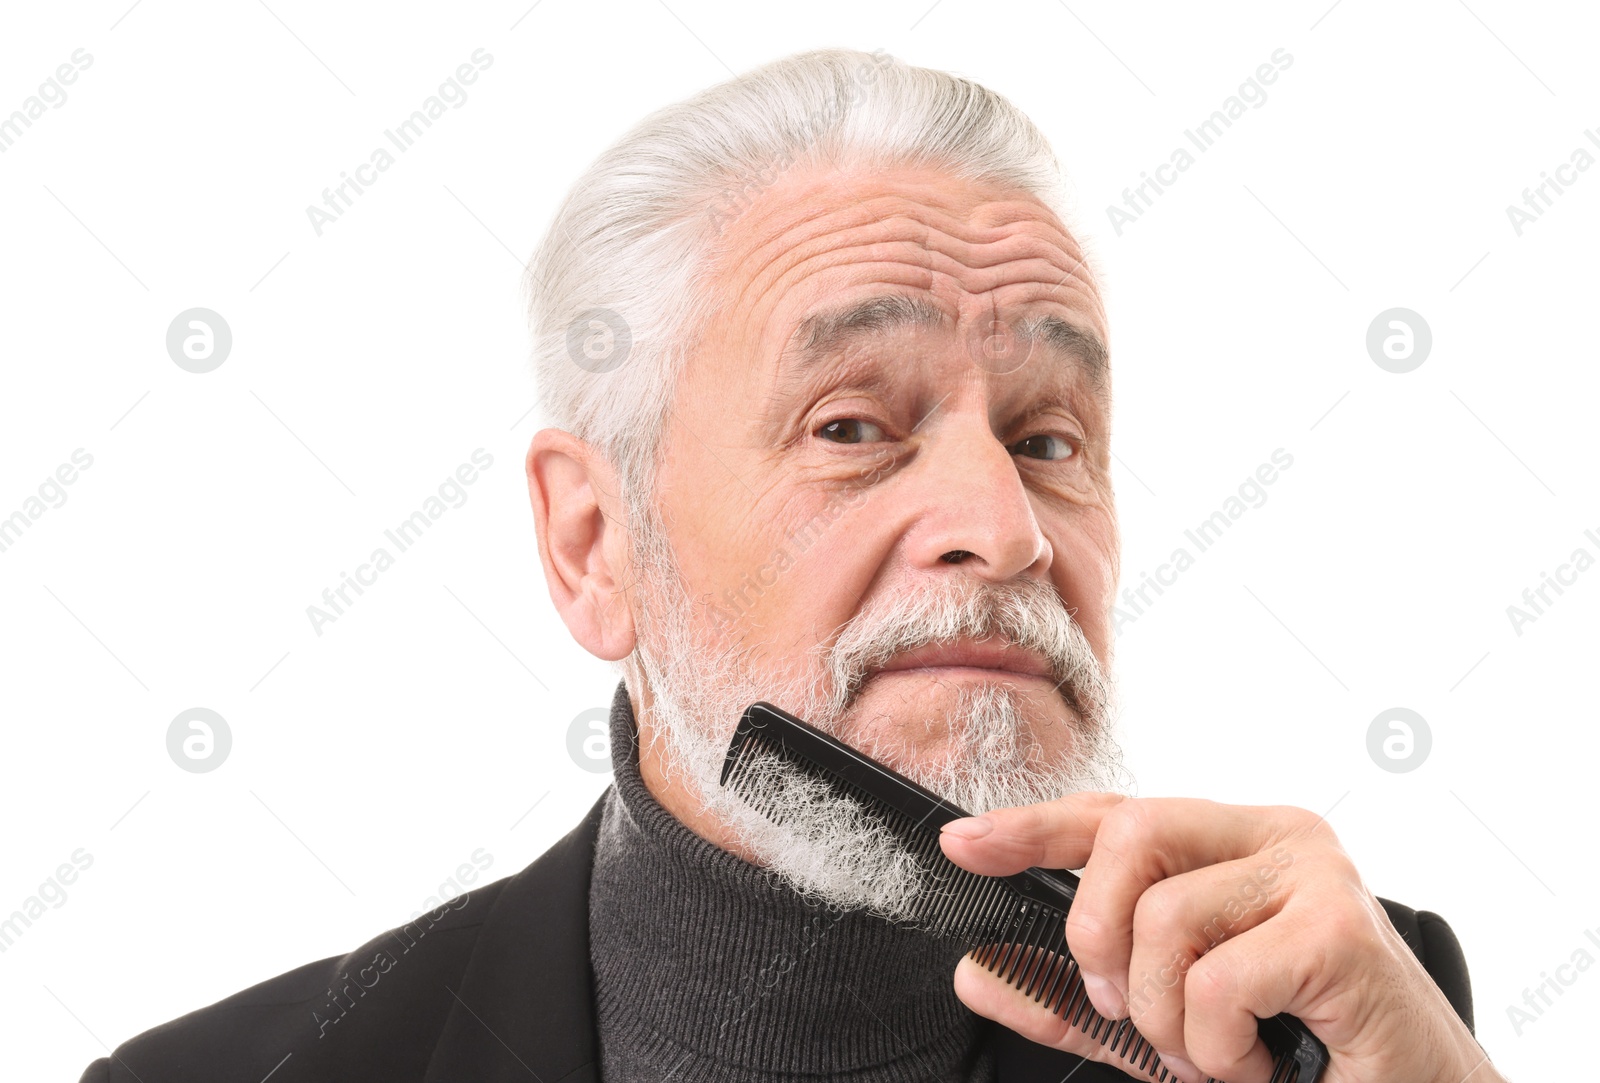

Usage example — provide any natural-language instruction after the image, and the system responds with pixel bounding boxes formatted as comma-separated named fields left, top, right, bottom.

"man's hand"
left=938, top=794, right=1501, bottom=1083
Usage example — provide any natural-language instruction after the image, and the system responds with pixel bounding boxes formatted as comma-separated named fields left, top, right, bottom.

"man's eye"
left=1010, top=434, right=1075, bottom=461
left=817, top=418, right=886, bottom=444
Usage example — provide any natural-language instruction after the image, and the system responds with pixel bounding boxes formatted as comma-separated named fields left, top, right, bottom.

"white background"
left=1, top=0, right=1594, bottom=1078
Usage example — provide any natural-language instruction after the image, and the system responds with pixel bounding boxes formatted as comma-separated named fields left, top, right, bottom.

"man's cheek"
left=1047, top=526, right=1117, bottom=640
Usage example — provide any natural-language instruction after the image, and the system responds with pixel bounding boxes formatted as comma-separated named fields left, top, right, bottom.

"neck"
left=629, top=675, right=764, bottom=863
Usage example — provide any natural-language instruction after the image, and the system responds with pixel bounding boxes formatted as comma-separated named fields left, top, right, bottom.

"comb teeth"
left=721, top=703, right=1326, bottom=1083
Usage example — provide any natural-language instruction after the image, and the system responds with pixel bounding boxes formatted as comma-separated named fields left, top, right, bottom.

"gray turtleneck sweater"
left=587, top=685, right=995, bottom=1082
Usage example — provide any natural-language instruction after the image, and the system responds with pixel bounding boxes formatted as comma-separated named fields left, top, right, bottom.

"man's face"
left=639, top=162, right=1119, bottom=802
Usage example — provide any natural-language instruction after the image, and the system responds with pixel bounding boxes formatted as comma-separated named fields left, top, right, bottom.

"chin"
left=844, top=673, right=1072, bottom=737
left=833, top=677, right=1073, bottom=791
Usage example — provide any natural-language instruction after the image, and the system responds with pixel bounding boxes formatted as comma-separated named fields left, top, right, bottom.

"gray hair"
left=521, top=47, right=1086, bottom=513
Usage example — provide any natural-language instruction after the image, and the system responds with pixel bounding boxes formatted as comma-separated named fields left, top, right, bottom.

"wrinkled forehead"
left=702, top=165, right=1108, bottom=379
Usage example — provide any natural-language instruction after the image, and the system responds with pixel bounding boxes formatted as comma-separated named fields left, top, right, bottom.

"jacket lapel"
left=423, top=793, right=608, bottom=1083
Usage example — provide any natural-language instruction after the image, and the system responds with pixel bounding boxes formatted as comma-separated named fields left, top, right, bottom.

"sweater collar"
left=587, top=680, right=992, bottom=1081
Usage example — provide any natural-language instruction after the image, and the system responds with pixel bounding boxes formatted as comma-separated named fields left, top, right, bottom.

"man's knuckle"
left=1014, top=802, right=1057, bottom=835
left=1064, top=911, right=1114, bottom=963
left=1184, top=956, right=1233, bottom=1007
left=1131, top=884, right=1185, bottom=942
left=1191, top=1044, right=1251, bottom=1083
left=1099, top=799, right=1153, bottom=848
left=1316, top=893, right=1370, bottom=945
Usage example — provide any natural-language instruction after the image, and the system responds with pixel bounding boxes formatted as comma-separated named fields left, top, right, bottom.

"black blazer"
left=82, top=794, right=1475, bottom=1082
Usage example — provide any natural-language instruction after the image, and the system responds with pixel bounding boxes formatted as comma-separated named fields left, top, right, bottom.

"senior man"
left=86, top=49, right=1493, bottom=1083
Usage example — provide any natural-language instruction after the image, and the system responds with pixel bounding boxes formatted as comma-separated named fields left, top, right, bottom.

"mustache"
left=818, top=576, right=1105, bottom=721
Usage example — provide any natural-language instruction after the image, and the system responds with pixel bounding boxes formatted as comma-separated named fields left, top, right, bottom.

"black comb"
left=720, top=701, right=1328, bottom=1083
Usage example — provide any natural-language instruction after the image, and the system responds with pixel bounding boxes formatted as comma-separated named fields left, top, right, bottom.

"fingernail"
left=1081, top=971, right=1125, bottom=1019
left=941, top=816, right=993, bottom=840
left=1160, top=1054, right=1201, bottom=1083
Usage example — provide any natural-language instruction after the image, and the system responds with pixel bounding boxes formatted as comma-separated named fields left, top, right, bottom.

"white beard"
left=621, top=500, right=1130, bottom=922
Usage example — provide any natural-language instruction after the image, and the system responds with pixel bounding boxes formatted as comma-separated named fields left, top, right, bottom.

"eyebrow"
left=786, top=294, right=945, bottom=361
left=1019, top=313, right=1109, bottom=392
left=777, top=294, right=1109, bottom=392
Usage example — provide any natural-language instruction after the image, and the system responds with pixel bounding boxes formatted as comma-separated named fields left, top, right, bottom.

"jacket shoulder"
left=79, top=880, right=506, bottom=1083
left=80, top=796, right=608, bottom=1083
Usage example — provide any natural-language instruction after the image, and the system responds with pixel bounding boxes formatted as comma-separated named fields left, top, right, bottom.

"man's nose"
left=902, top=414, right=1051, bottom=581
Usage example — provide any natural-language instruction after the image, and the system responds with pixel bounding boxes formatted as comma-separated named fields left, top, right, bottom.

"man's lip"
left=869, top=639, right=1056, bottom=682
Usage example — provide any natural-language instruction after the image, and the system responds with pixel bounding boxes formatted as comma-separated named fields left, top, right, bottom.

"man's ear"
left=525, top=428, right=636, bottom=661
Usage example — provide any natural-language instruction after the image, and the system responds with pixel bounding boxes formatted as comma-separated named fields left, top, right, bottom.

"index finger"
left=938, top=791, right=1127, bottom=875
